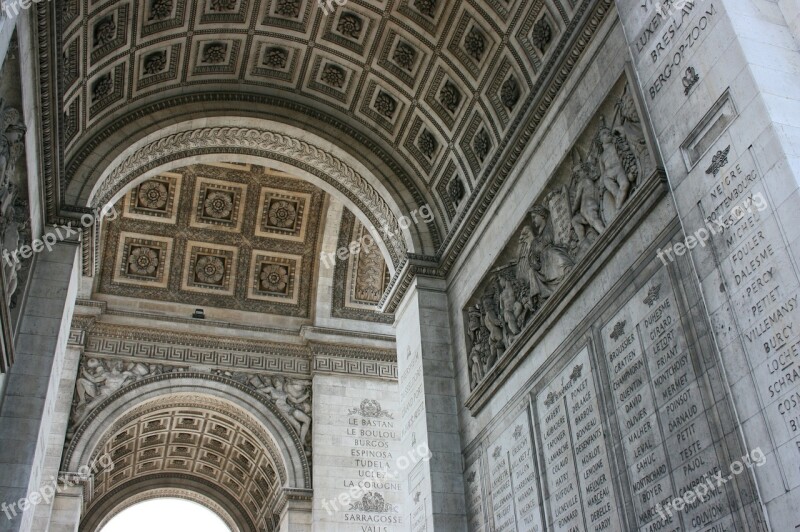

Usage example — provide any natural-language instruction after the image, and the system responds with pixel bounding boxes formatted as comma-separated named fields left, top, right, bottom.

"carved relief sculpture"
left=248, top=374, right=312, bottom=456
left=465, top=80, right=655, bottom=390
left=70, top=357, right=179, bottom=427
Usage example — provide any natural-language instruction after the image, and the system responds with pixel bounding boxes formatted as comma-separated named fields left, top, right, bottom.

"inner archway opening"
left=99, top=498, right=231, bottom=532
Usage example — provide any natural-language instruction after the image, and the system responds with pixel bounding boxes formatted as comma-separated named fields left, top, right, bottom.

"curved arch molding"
left=89, top=126, right=408, bottom=265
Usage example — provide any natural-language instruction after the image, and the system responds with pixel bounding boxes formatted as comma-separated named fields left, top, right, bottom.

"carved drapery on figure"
left=70, top=357, right=183, bottom=428
left=0, top=99, right=28, bottom=310
left=465, top=80, right=655, bottom=390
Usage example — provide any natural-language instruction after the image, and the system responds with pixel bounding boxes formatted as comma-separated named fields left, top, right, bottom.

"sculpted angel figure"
left=0, top=101, right=26, bottom=213
left=595, top=118, right=631, bottom=213
left=481, top=294, right=505, bottom=362
left=73, top=359, right=146, bottom=423
left=254, top=375, right=312, bottom=444
left=517, top=206, right=574, bottom=306
left=497, top=276, right=523, bottom=338
left=571, top=159, right=606, bottom=242
left=75, top=358, right=104, bottom=408
left=469, top=341, right=485, bottom=389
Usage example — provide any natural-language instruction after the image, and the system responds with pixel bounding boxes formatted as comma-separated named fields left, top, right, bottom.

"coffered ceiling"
left=51, top=0, right=608, bottom=253
left=98, top=163, right=327, bottom=316
left=83, top=397, right=287, bottom=531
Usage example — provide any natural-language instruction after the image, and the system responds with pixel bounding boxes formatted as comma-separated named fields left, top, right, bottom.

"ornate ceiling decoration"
left=80, top=396, right=288, bottom=531
left=43, top=0, right=611, bottom=268
left=97, top=163, right=325, bottom=317
left=331, top=208, right=393, bottom=323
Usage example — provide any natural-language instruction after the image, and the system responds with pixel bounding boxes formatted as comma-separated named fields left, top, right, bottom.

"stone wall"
left=445, top=4, right=794, bottom=530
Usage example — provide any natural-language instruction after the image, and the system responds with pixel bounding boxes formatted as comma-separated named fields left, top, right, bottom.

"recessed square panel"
left=113, top=232, right=172, bottom=288
left=123, top=173, right=182, bottom=223
left=248, top=252, right=301, bottom=304
left=182, top=242, right=238, bottom=295
left=255, top=187, right=311, bottom=241
left=190, top=176, right=247, bottom=232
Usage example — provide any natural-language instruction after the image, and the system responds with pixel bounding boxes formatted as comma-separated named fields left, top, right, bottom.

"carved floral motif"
left=321, top=64, right=346, bottom=88
left=149, top=0, right=173, bottom=20
left=263, top=47, right=288, bottom=69
left=337, top=13, right=363, bottom=39
left=374, top=92, right=397, bottom=119
left=93, top=17, right=116, bottom=48
left=392, top=42, right=416, bottom=71
left=143, top=51, right=168, bottom=75
left=464, top=27, right=486, bottom=61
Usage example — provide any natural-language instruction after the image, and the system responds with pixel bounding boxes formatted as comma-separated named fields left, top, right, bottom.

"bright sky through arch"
left=100, top=498, right=231, bottom=532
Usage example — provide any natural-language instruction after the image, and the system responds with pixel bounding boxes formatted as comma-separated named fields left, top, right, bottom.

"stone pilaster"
left=395, top=275, right=466, bottom=531
left=617, top=1, right=800, bottom=529
left=0, top=240, right=80, bottom=532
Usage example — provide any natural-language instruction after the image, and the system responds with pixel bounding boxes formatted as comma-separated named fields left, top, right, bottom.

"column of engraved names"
left=486, top=409, right=543, bottom=530
left=642, top=277, right=733, bottom=530
left=536, top=348, right=621, bottom=531
left=343, top=399, right=403, bottom=530
left=464, top=459, right=486, bottom=531
left=603, top=289, right=682, bottom=532
left=702, top=153, right=800, bottom=489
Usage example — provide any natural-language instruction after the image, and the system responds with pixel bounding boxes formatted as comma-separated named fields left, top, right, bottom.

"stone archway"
left=65, top=376, right=313, bottom=532
left=86, top=484, right=243, bottom=532
left=78, top=117, right=443, bottom=268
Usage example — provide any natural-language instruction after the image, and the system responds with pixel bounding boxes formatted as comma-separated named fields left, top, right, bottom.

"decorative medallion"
left=263, top=47, right=288, bottom=69
left=143, top=51, right=168, bottom=75
left=202, top=42, right=228, bottom=64
left=413, top=0, right=436, bottom=18
left=337, top=13, right=363, bottom=39
left=124, top=174, right=181, bottom=223
left=392, top=41, right=416, bottom=71
left=255, top=187, right=310, bottom=241
left=439, top=81, right=462, bottom=114
left=320, top=63, right=346, bottom=88
left=248, top=252, right=301, bottom=303
left=113, top=233, right=172, bottom=288
left=464, top=27, right=486, bottom=62
left=417, top=129, right=438, bottom=159
left=374, top=91, right=397, bottom=119
left=149, top=0, right=173, bottom=20
left=348, top=399, right=394, bottom=418
left=501, top=76, right=521, bottom=110
left=275, top=0, right=301, bottom=18
left=183, top=242, right=237, bottom=294
left=705, top=146, right=731, bottom=176
left=93, top=16, right=116, bottom=48
left=191, top=177, right=246, bottom=232
left=532, top=17, right=553, bottom=53
left=473, top=128, right=491, bottom=163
